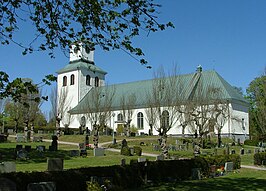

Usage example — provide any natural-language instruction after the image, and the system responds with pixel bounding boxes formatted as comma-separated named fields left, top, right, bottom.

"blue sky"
left=0, top=0, right=265, bottom=116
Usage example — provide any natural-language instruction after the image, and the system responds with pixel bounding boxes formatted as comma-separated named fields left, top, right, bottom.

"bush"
left=133, top=146, right=142, bottom=156
left=254, top=152, right=266, bottom=165
left=121, top=146, right=131, bottom=156
left=203, top=154, right=241, bottom=170
left=244, top=139, right=259, bottom=146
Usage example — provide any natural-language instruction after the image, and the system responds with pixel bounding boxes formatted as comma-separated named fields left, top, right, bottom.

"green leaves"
left=0, top=0, right=173, bottom=65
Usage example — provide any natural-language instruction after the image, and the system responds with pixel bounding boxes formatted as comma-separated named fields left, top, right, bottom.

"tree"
left=120, top=93, right=136, bottom=136
left=0, top=1, right=172, bottom=102
left=50, top=86, right=72, bottom=134
left=82, top=85, right=115, bottom=148
left=246, top=68, right=266, bottom=140
left=145, top=66, right=183, bottom=158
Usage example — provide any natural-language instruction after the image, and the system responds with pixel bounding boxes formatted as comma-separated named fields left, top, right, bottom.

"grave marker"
left=224, top=162, right=234, bottom=172
left=0, top=178, right=16, bottom=191
left=0, top=162, right=16, bottom=173
left=94, top=148, right=105, bottom=157
left=27, top=182, right=56, bottom=191
left=47, top=158, right=63, bottom=171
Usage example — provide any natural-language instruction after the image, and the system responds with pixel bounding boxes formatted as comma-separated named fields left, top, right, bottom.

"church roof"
left=57, top=59, right=107, bottom=74
left=69, top=70, right=248, bottom=114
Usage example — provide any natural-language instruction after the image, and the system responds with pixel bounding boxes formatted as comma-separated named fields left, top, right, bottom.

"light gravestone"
left=138, top=158, right=146, bottom=163
left=16, top=135, right=25, bottom=143
left=47, top=158, right=63, bottom=171
left=27, top=182, right=56, bottom=191
left=94, top=148, right=105, bottom=157
left=0, top=178, right=16, bottom=191
left=156, top=155, right=164, bottom=161
left=0, top=162, right=16, bottom=173
left=224, top=162, right=234, bottom=172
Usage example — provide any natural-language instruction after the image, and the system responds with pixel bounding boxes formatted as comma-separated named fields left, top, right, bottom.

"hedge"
left=0, top=155, right=241, bottom=191
left=254, top=152, right=266, bottom=165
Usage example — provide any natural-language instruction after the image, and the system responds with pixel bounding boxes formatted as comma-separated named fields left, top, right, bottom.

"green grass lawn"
left=131, top=168, right=266, bottom=191
left=0, top=135, right=258, bottom=172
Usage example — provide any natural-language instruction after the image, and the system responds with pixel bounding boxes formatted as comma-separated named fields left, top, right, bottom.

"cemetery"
left=0, top=133, right=265, bottom=191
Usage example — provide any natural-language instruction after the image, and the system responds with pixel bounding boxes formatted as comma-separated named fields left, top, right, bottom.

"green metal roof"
left=69, top=70, right=248, bottom=114
left=57, top=59, right=107, bottom=74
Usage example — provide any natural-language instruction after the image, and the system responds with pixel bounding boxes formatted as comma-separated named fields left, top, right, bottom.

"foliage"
left=121, top=146, right=131, bottom=156
left=0, top=0, right=173, bottom=61
left=246, top=70, right=266, bottom=139
left=133, top=146, right=142, bottom=156
left=244, top=139, right=259, bottom=147
left=254, top=152, right=266, bottom=165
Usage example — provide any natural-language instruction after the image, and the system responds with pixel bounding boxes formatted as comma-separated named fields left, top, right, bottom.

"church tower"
left=56, top=42, right=107, bottom=127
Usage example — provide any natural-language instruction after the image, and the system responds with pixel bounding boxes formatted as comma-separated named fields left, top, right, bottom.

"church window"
left=70, top=74, right=75, bottom=85
left=137, top=112, right=144, bottom=129
left=117, top=113, right=123, bottom=122
left=95, top=77, right=99, bottom=87
left=86, top=75, right=91, bottom=86
left=63, top=76, right=67, bottom=86
left=161, top=110, right=169, bottom=129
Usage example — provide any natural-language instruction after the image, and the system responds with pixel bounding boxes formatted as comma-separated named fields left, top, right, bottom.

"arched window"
left=70, top=74, right=75, bottom=85
left=63, top=76, right=67, bottom=86
left=137, top=112, right=144, bottom=129
left=117, top=113, right=123, bottom=122
left=161, top=110, right=169, bottom=129
left=86, top=75, right=91, bottom=86
left=95, top=77, right=99, bottom=87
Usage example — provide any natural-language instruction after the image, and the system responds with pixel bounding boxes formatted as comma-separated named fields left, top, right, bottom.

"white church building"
left=57, top=43, right=249, bottom=143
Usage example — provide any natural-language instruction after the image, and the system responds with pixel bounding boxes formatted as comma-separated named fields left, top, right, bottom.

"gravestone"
left=231, top=149, right=235, bottom=154
left=7, top=129, right=14, bottom=134
left=129, top=147, right=134, bottom=155
left=0, top=178, right=16, bottom=191
left=70, top=150, right=80, bottom=157
left=47, top=158, right=63, bottom=171
left=50, top=135, right=58, bottom=151
left=240, top=148, right=244, bottom=155
left=94, top=148, right=105, bottom=157
left=79, top=143, right=86, bottom=150
left=191, top=168, right=201, bottom=180
left=0, top=162, right=16, bottom=173
left=25, top=145, right=31, bottom=152
left=254, top=148, right=259, bottom=154
left=153, top=145, right=160, bottom=151
left=138, top=158, right=146, bottom=163
left=120, top=158, right=126, bottom=166
left=27, top=182, right=56, bottom=191
left=80, top=150, right=87, bottom=157
left=17, top=150, right=27, bottom=160
left=16, top=135, right=25, bottom=143
left=156, top=155, right=164, bottom=161
left=16, top=145, right=23, bottom=151
left=36, top=145, right=45, bottom=152
left=224, top=162, right=234, bottom=172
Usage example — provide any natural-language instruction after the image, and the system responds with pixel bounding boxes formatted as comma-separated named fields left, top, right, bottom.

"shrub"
left=121, top=146, right=131, bottom=156
left=133, top=146, right=142, bottom=156
left=254, top=152, right=266, bottom=165
left=244, top=139, right=259, bottom=146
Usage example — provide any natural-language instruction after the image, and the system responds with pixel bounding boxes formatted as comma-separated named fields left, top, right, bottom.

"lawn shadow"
left=135, top=177, right=266, bottom=191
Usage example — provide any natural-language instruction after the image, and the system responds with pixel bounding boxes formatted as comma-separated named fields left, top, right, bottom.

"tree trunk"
left=160, top=135, right=169, bottom=159
left=218, top=129, right=222, bottom=148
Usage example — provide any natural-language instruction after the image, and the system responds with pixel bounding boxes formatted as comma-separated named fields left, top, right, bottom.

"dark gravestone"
left=36, top=145, right=45, bottom=152
left=231, top=149, right=236, bottom=154
left=16, top=145, right=23, bottom=151
left=17, top=150, right=27, bottom=160
left=240, top=148, right=244, bottom=155
left=25, top=145, right=31, bottom=152
left=70, top=150, right=80, bottom=157
left=27, top=182, right=56, bottom=191
left=80, top=150, right=87, bottom=157
left=47, top=158, right=63, bottom=171
left=50, top=136, right=58, bottom=151
left=191, top=168, right=201, bottom=180
left=0, top=178, right=16, bottom=191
